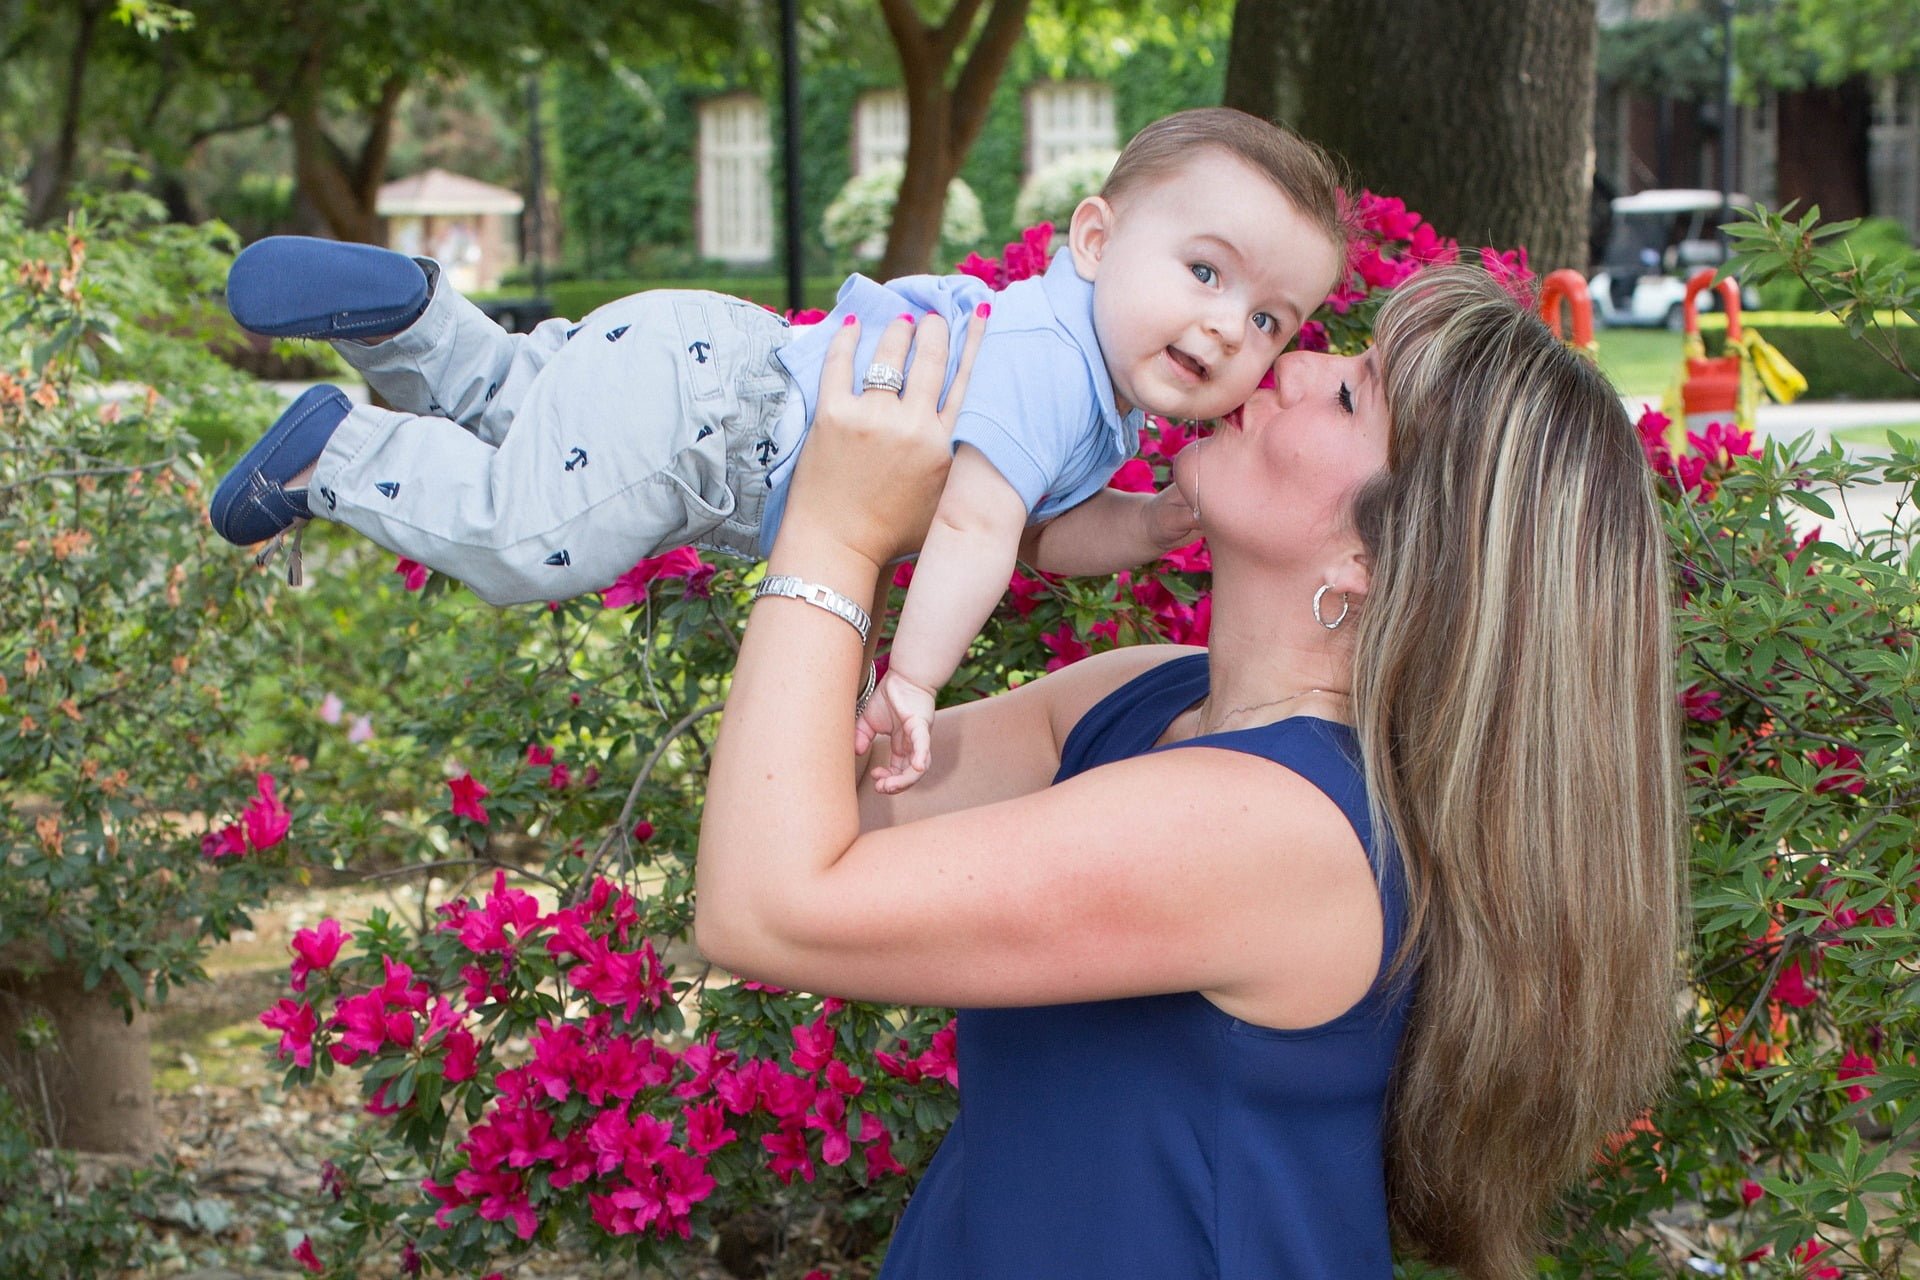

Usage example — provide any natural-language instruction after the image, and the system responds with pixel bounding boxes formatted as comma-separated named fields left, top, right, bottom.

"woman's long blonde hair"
left=1352, top=267, right=1687, bottom=1278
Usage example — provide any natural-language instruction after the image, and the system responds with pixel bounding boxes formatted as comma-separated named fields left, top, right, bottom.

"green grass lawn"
left=1831, top=421, right=1920, bottom=448
left=1594, top=326, right=1686, bottom=399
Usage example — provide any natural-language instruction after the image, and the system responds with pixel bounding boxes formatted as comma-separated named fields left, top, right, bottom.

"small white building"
left=377, top=169, right=524, bottom=294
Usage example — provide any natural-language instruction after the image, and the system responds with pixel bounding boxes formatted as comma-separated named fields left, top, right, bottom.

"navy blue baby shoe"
left=226, top=236, right=430, bottom=340
left=208, top=385, right=351, bottom=549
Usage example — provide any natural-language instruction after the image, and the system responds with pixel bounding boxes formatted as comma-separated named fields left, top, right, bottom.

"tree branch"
left=573, top=699, right=726, bottom=897
left=948, top=0, right=1030, bottom=157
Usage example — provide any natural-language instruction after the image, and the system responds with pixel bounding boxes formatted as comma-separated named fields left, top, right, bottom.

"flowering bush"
left=0, top=189, right=298, bottom=1271
left=1011, top=148, right=1119, bottom=231
left=820, top=163, right=986, bottom=270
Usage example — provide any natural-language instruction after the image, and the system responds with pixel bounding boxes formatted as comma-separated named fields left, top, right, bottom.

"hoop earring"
left=1312, top=584, right=1350, bottom=631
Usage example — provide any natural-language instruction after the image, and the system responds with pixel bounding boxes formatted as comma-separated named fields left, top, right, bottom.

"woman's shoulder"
left=1036, top=644, right=1205, bottom=754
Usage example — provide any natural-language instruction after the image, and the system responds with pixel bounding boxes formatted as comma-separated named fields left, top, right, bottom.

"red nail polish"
left=843, top=315, right=857, bottom=326
left=976, top=301, right=992, bottom=319
left=899, top=312, right=917, bottom=324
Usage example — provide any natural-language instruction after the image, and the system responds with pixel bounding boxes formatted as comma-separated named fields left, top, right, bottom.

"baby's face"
left=1074, top=150, right=1343, bottom=423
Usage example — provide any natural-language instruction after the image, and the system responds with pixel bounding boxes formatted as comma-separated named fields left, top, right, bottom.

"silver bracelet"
left=751, top=573, right=872, bottom=645
left=856, top=660, right=878, bottom=720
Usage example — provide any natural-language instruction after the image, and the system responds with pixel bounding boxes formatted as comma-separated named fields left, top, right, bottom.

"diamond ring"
left=862, top=362, right=907, bottom=395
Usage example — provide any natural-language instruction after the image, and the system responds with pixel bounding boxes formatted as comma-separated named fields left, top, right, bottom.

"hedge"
left=1698, top=311, right=1920, bottom=400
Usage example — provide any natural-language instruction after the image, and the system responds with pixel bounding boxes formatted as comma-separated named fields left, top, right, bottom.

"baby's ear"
left=1068, top=196, right=1114, bottom=283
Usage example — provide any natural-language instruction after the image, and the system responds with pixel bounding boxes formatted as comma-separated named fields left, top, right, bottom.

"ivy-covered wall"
left=552, top=34, right=1226, bottom=280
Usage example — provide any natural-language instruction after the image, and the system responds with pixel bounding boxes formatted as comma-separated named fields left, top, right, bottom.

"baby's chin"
left=1138, top=395, right=1249, bottom=426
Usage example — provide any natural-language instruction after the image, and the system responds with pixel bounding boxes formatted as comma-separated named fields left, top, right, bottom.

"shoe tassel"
left=254, top=518, right=309, bottom=587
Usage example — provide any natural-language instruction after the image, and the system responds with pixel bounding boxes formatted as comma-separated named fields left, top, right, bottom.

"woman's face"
left=1174, top=346, right=1391, bottom=559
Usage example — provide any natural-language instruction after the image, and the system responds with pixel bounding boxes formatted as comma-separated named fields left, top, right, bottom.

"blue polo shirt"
left=764, top=248, right=1143, bottom=555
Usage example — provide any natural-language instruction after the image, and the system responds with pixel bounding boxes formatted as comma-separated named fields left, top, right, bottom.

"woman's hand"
left=776, top=306, right=989, bottom=571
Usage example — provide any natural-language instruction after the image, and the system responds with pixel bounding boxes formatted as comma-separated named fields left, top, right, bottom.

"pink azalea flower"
left=863, top=1117, right=906, bottom=1180
left=346, top=714, right=374, bottom=744
left=1791, top=1239, right=1841, bottom=1279
left=1161, top=539, right=1210, bottom=575
left=1477, top=245, right=1534, bottom=301
left=1106, top=458, right=1155, bottom=493
left=601, top=547, right=713, bottom=607
left=1838, top=1048, right=1876, bottom=1103
left=1680, top=685, right=1724, bottom=723
left=762, top=1126, right=816, bottom=1184
left=1775, top=958, right=1819, bottom=1008
left=241, top=773, right=291, bottom=851
left=658, top=1147, right=717, bottom=1217
left=259, top=998, right=318, bottom=1067
left=825, top=1059, right=865, bottom=1096
left=914, top=1021, right=960, bottom=1087
left=790, top=1014, right=836, bottom=1074
left=807, top=1090, right=853, bottom=1166
left=526, top=744, right=554, bottom=767
left=1006, top=569, right=1049, bottom=619
left=291, top=1235, right=322, bottom=1273
left=289, top=918, right=350, bottom=992
left=447, top=772, right=490, bottom=824
left=1810, top=745, right=1866, bottom=795
left=631, top=819, right=655, bottom=842
left=674, top=1036, right=736, bottom=1099
left=317, top=692, right=343, bottom=725
left=686, top=1101, right=738, bottom=1154
left=448, top=871, right=546, bottom=954
left=548, top=762, right=571, bottom=789
left=1740, top=1179, right=1765, bottom=1205
left=393, top=556, right=430, bottom=591
left=892, top=559, right=915, bottom=589
left=1040, top=623, right=1090, bottom=671
left=200, top=822, right=247, bottom=860
left=453, top=1165, right=538, bottom=1240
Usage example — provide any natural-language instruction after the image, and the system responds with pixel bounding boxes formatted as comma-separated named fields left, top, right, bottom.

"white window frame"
left=697, top=94, right=773, bottom=264
left=855, top=90, right=908, bottom=176
left=1869, top=75, right=1920, bottom=239
left=1025, top=82, right=1117, bottom=176
left=1738, top=92, right=1778, bottom=208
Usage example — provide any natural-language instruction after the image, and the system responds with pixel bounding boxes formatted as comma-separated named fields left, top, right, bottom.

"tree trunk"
left=0, top=966, right=161, bottom=1157
left=26, top=0, right=109, bottom=225
left=876, top=0, right=1031, bottom=279
left=286, top=72, right=407, bottom=245
left=1222, top=0, right=1322, bottom=128
left=1296, top=0, right=1597, bottom=272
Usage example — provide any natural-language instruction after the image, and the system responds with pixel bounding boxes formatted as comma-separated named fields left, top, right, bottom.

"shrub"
left=1752, top=216, right=1917, bottom=311
left=820, top=163, right=986, bottom=270
left=1012, top=149, right=1118, bottom=230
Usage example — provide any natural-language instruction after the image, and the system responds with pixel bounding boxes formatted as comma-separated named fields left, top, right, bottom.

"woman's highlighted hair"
left=1352, top=266, right=1687, bottom=1278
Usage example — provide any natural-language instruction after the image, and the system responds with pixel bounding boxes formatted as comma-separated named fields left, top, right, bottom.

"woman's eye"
left=1337, top=382, right=1354, bottom=414
left=1189, top=263, right=1216, bottom=285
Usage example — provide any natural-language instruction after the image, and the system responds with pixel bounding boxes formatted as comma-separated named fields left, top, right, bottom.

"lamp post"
left=1719, top=0, right=1737, bottom=240
left=781, top=0, right=805, bottom=313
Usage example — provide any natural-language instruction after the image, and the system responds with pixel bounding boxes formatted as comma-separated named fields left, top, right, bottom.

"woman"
left=696, top=266, right=1686, bottom=1279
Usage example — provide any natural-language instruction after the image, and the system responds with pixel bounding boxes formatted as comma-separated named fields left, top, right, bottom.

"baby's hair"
left=1100, top=108, right=1347, bottom=251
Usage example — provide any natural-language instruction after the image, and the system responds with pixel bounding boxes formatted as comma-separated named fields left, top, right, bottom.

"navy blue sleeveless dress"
left=876, top=652, right=1413, bottom=1280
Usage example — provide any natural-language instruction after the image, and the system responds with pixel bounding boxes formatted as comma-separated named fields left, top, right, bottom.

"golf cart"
left=1589, top=188, right=1760, bottom=329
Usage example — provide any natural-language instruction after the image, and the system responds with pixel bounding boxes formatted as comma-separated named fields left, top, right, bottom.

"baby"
left=209, top=108, right=1345, bottom=791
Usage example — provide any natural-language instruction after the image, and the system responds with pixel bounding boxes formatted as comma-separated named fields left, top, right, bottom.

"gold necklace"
left=1198, top=687, right=1350, bottom=735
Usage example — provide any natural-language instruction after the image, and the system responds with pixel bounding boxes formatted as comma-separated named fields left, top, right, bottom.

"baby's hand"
left=854, top=670, right=939, bottom=794
left=1144, top=482, right=1200, bottom=554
